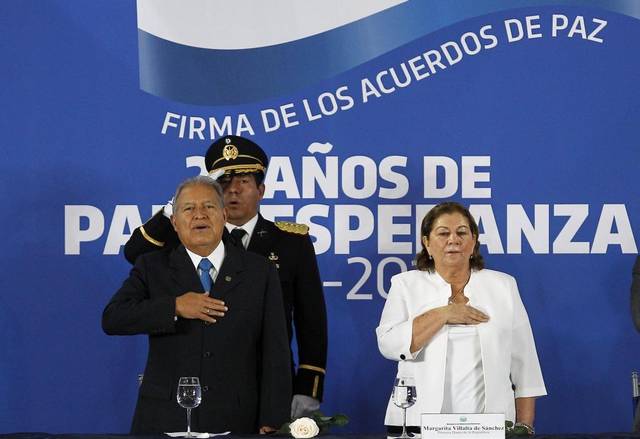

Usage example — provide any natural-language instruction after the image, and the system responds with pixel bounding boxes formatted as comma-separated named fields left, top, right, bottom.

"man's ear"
left=170, top=215, right=177, bottom=232
left=258, top=183, right=265, bottom=201
left=222, top=206, right=228, bottom=223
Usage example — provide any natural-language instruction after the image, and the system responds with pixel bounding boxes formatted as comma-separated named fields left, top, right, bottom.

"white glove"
left=162, top=198, right=173, bottom=218
left=291, top=394, right=320, bottom=419
left=164, top=169, right=221, bottom=219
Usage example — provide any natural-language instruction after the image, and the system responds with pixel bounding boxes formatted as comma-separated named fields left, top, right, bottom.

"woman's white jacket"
left=376, top=269, right=546, bottom=425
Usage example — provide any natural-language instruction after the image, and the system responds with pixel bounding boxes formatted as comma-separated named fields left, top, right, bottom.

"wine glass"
left=392, top=376, right=417, bottom=438
left=177, top=377, right=202, bottom=437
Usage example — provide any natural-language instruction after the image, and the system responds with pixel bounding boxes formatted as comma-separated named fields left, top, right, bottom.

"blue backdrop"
left=1, top=0, right=639, bottom=434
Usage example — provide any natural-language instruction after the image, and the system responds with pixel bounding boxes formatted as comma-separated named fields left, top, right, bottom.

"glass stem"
left=402, top=407, right=407, bottom=437
left=186, top=408, right=192, bottom=437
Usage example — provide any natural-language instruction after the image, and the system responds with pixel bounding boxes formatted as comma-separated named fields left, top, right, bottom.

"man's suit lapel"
left=169, top=245, right=205, bottom=294
left=212, top=243, right=244, bottom=300
left=247, top=214, right=275, bottom=258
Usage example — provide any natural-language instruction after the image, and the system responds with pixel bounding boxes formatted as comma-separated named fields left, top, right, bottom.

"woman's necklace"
left=448, top=272, right=472, bottom=304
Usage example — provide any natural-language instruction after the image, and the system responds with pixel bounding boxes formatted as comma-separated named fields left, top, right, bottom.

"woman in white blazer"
left=377, top=202, right=546, bottom=435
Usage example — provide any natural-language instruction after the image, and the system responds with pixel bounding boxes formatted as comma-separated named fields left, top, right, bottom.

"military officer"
left=124, top=136, right=328, bottom=419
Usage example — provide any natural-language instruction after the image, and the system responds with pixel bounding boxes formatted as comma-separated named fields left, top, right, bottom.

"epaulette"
left=274, top=221, right=309, bottom=235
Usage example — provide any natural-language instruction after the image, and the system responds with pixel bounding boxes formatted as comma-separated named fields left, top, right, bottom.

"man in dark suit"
left=632, top=256, right=640, bottom=432
left=103, top=176, right=291, bottom=434
left=124, top=136, right=328, bottom=419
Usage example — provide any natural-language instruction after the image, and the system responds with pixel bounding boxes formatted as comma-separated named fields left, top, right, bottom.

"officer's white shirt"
left=225, top=214, right=259, bottom=249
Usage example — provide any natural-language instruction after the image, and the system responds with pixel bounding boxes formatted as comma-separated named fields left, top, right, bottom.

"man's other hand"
left=291, top=394, right=320, bottom=419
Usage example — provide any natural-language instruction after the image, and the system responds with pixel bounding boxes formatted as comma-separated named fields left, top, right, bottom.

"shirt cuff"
left=514, top=386, right=547, bottom=398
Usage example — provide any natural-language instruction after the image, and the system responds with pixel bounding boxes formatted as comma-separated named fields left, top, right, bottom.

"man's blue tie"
left=198, top=258, right=213, bottom=292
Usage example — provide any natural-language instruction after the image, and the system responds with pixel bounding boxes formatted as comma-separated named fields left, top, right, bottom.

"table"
left=2, top=434, right=640, bottom=439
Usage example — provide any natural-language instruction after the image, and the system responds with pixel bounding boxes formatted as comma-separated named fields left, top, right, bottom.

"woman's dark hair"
left=415, top=202, right=484, bottom=272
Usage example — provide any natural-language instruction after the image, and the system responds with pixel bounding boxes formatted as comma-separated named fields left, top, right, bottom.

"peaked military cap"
left=205, top=135, right=268, bottom=177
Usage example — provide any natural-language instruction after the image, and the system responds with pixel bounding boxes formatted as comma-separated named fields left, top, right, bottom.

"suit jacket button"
left=204, top=321, right=211, bottom=326
left=202, top=385, right=209, bottom=392
left=203, top=351, right=211, bottom=358
left=400, top=354, right=406, bottom=360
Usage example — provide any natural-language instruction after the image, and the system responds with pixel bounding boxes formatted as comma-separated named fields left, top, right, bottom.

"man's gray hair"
left=172, top=176, right=225, bottom=211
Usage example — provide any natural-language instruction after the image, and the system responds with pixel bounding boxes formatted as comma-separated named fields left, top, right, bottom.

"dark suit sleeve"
left=102, top=256, right=177, bottom=336
left=259, top=263, right=292, bottom=428
left=124, top=210, right=179, bottom=264
left=632, top=256, right=640, bottom=332
left=292, top=233, right=328, bottom=401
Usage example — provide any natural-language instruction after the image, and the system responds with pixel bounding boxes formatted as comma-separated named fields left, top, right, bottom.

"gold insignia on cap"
left=275, top=221, right=309, bottom=235
left=222, top=138, right=239, bottom=161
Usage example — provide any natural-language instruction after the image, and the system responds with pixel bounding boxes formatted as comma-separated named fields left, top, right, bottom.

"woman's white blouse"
left=441, top=325, right=485, bottom=414
left=376, top=269, right=546, bottom=425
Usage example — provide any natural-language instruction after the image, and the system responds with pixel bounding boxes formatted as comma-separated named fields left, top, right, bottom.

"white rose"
left=290, top=417, right=320, bottom=438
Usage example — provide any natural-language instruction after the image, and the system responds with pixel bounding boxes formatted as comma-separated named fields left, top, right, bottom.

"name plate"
left=421, top=413, right=505, bottom=439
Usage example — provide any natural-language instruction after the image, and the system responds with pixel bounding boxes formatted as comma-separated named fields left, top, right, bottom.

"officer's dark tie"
left=230, top=228, right=247, bottom=248
left=198, top=258, right=213, bottom=292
